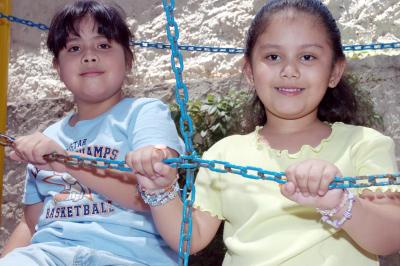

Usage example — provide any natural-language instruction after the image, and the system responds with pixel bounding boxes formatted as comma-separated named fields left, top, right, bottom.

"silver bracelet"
left=137, top=182, right=180, bottom=207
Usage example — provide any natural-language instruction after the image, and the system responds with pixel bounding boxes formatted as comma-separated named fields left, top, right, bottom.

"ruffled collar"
left=254, top=122, right=341, bottom=158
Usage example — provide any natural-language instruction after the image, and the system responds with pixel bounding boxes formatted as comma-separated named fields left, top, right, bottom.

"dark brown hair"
left=47, top=0, right=133, bottom=66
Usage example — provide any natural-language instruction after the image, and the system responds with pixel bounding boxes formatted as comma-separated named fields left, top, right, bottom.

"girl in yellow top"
left=131, top=0, right=400, bottom=265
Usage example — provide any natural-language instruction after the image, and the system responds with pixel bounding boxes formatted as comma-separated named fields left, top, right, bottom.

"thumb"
left=280, top=181, right=296, bottom=199
left=154, top=161, right=176, bottom=179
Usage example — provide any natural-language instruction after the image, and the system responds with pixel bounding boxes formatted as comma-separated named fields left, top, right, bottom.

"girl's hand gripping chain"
left=125, top=145, right=178, bottom=192
left=9, top=132, right=68, bottom=173
left=280, top=159, right=345, bottom=210
left=126, top=145, right=179, bottom=207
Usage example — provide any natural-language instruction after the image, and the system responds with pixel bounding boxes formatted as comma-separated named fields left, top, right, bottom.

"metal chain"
left=0, top=12, right=49, bottom=30
left=161, top=1, right=195, bottom=265
left=43, top=153, right=132, bottom=172
left=2, top=12, right=400, bottom=53
left=165, top=157, right=400, bottom=189
left=2, top=133, right=399, bottom=189
left=0, top=133, right=14, bottom=146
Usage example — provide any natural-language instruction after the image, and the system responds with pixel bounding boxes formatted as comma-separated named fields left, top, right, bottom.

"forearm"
left=341, top=197, right=400, bottom=255
left=150, top=197, right=217, bottom=254
left=63, top=164, right=147, bottom=211
left=1, top=220, right=32, bottom=257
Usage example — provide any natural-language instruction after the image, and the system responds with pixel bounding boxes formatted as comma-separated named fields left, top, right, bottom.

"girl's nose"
left=81, top=51, right=98, bottom=64
left=280, top=61, right=299, bottom=79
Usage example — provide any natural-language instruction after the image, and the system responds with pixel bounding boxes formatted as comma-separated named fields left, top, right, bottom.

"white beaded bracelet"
left=137, top=182, right=180, bottom=207
left=318, top=189, right=356, bottom=229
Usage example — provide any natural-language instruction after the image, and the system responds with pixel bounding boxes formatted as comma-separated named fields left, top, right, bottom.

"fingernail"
left=318, top=190, right=324, bottom=196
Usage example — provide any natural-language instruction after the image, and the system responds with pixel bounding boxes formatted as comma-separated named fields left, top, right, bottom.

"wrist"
left=316, top=189, right=347, bottom=216
left=137, top=181, right=180, bottom=207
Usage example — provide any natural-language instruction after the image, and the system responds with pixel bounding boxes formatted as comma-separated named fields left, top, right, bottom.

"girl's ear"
left=328, top=58, right=346, bottom=88
left=243, top=57, right=255, bottom=87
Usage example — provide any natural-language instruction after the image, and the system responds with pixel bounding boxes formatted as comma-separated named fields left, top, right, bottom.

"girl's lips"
left=80, top=71, right=104, bottom=77
left=275, top=87, right=305, bottom=96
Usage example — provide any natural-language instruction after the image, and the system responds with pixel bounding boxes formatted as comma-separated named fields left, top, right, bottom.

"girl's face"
left=55, top=15, right=128, bottom=109
left=245, top=11, right=345, bottom=122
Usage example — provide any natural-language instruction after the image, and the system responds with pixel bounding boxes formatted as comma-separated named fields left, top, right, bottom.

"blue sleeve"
left=22, top=164, right=44, bottom=205
left=130, top=99, right=184, bottom=154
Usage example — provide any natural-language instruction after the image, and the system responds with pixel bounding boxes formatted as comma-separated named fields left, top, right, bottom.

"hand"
left=9, top=132, right=67, bottom=172
left=125, top=145, right=178, bottom=191
left=280, top=159, right=345, bottom=209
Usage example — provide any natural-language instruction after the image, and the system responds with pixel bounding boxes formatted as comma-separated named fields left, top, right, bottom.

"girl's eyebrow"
left=66, top=35, right=107, bottom=43
left=259, top=43, right=324, bottom=50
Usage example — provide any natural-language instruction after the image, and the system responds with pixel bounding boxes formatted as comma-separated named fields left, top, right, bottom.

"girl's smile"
left=275, top=87, right=305, bottom=96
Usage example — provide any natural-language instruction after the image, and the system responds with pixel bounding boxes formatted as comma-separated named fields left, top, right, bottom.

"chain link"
left=2, top=12, right=400, bottom=54
left=0, top=133, right=15, bottom=147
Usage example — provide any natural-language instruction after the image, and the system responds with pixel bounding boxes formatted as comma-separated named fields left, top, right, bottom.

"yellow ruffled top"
left=194, top=122, right=398, bottom=266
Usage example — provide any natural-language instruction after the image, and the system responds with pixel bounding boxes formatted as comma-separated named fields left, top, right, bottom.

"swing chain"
left=0, top=133, right=15, bottom=147
left=42, top=153, right=131, bottom=172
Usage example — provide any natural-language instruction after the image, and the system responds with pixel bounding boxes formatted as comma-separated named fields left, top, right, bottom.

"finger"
left=136, top=173, right=158, bottom=190
left=154, top=144, right=169, bottom=158
left=360, top=189, right=375, bottom=201
left=141, top=148, right=157, bottom=177
left=294, top=163, right=310, bottom=197
left=154, top=161, right=176, bottom=180
left=150, top=145, right=172, bottom=178
left=9, top=150, right=25, bottom=162
left=307, top=164, right=324, bottom=197
left=127, top=152, right=145, bottom=175
left=280, top=181, right=296, bottom=199
left=285, top=164, right=298, bottom=188
left=19, top=138, right=40, bottom=164
left=32, top=141, right=48, bottom=164
left=319, top=167, right=339, bottom=196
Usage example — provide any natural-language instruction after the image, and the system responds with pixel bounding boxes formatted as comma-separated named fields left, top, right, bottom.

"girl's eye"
left=98, top=43, right=111, bottom=49
left=67, top=46, right=80, bottom=52
left=301, top=55, right=316, bottom=61
left=266, top=54, right=280, bottom=61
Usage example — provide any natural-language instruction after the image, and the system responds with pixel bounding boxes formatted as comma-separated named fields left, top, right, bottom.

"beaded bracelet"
left=137, top=182, right=180, bottom=207
left=318, top=189, right=356, bottom=229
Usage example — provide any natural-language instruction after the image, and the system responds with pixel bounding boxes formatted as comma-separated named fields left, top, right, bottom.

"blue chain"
left=164, top=156, right=400, bottom=189
left=2, top=131, right=399, bottom=190
left=2, top=12, right=400, bottom=54
left=0, top=12, right=49, bottom=30
left=161, top=1, right=196, bottom=265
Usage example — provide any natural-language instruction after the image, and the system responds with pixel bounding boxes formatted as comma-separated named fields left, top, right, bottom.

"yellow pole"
left=0, top=0, right=11, bottom=221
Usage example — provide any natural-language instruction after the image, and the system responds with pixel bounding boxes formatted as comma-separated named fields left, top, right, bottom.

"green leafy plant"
left=170, top=90, right=251, bottom=155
